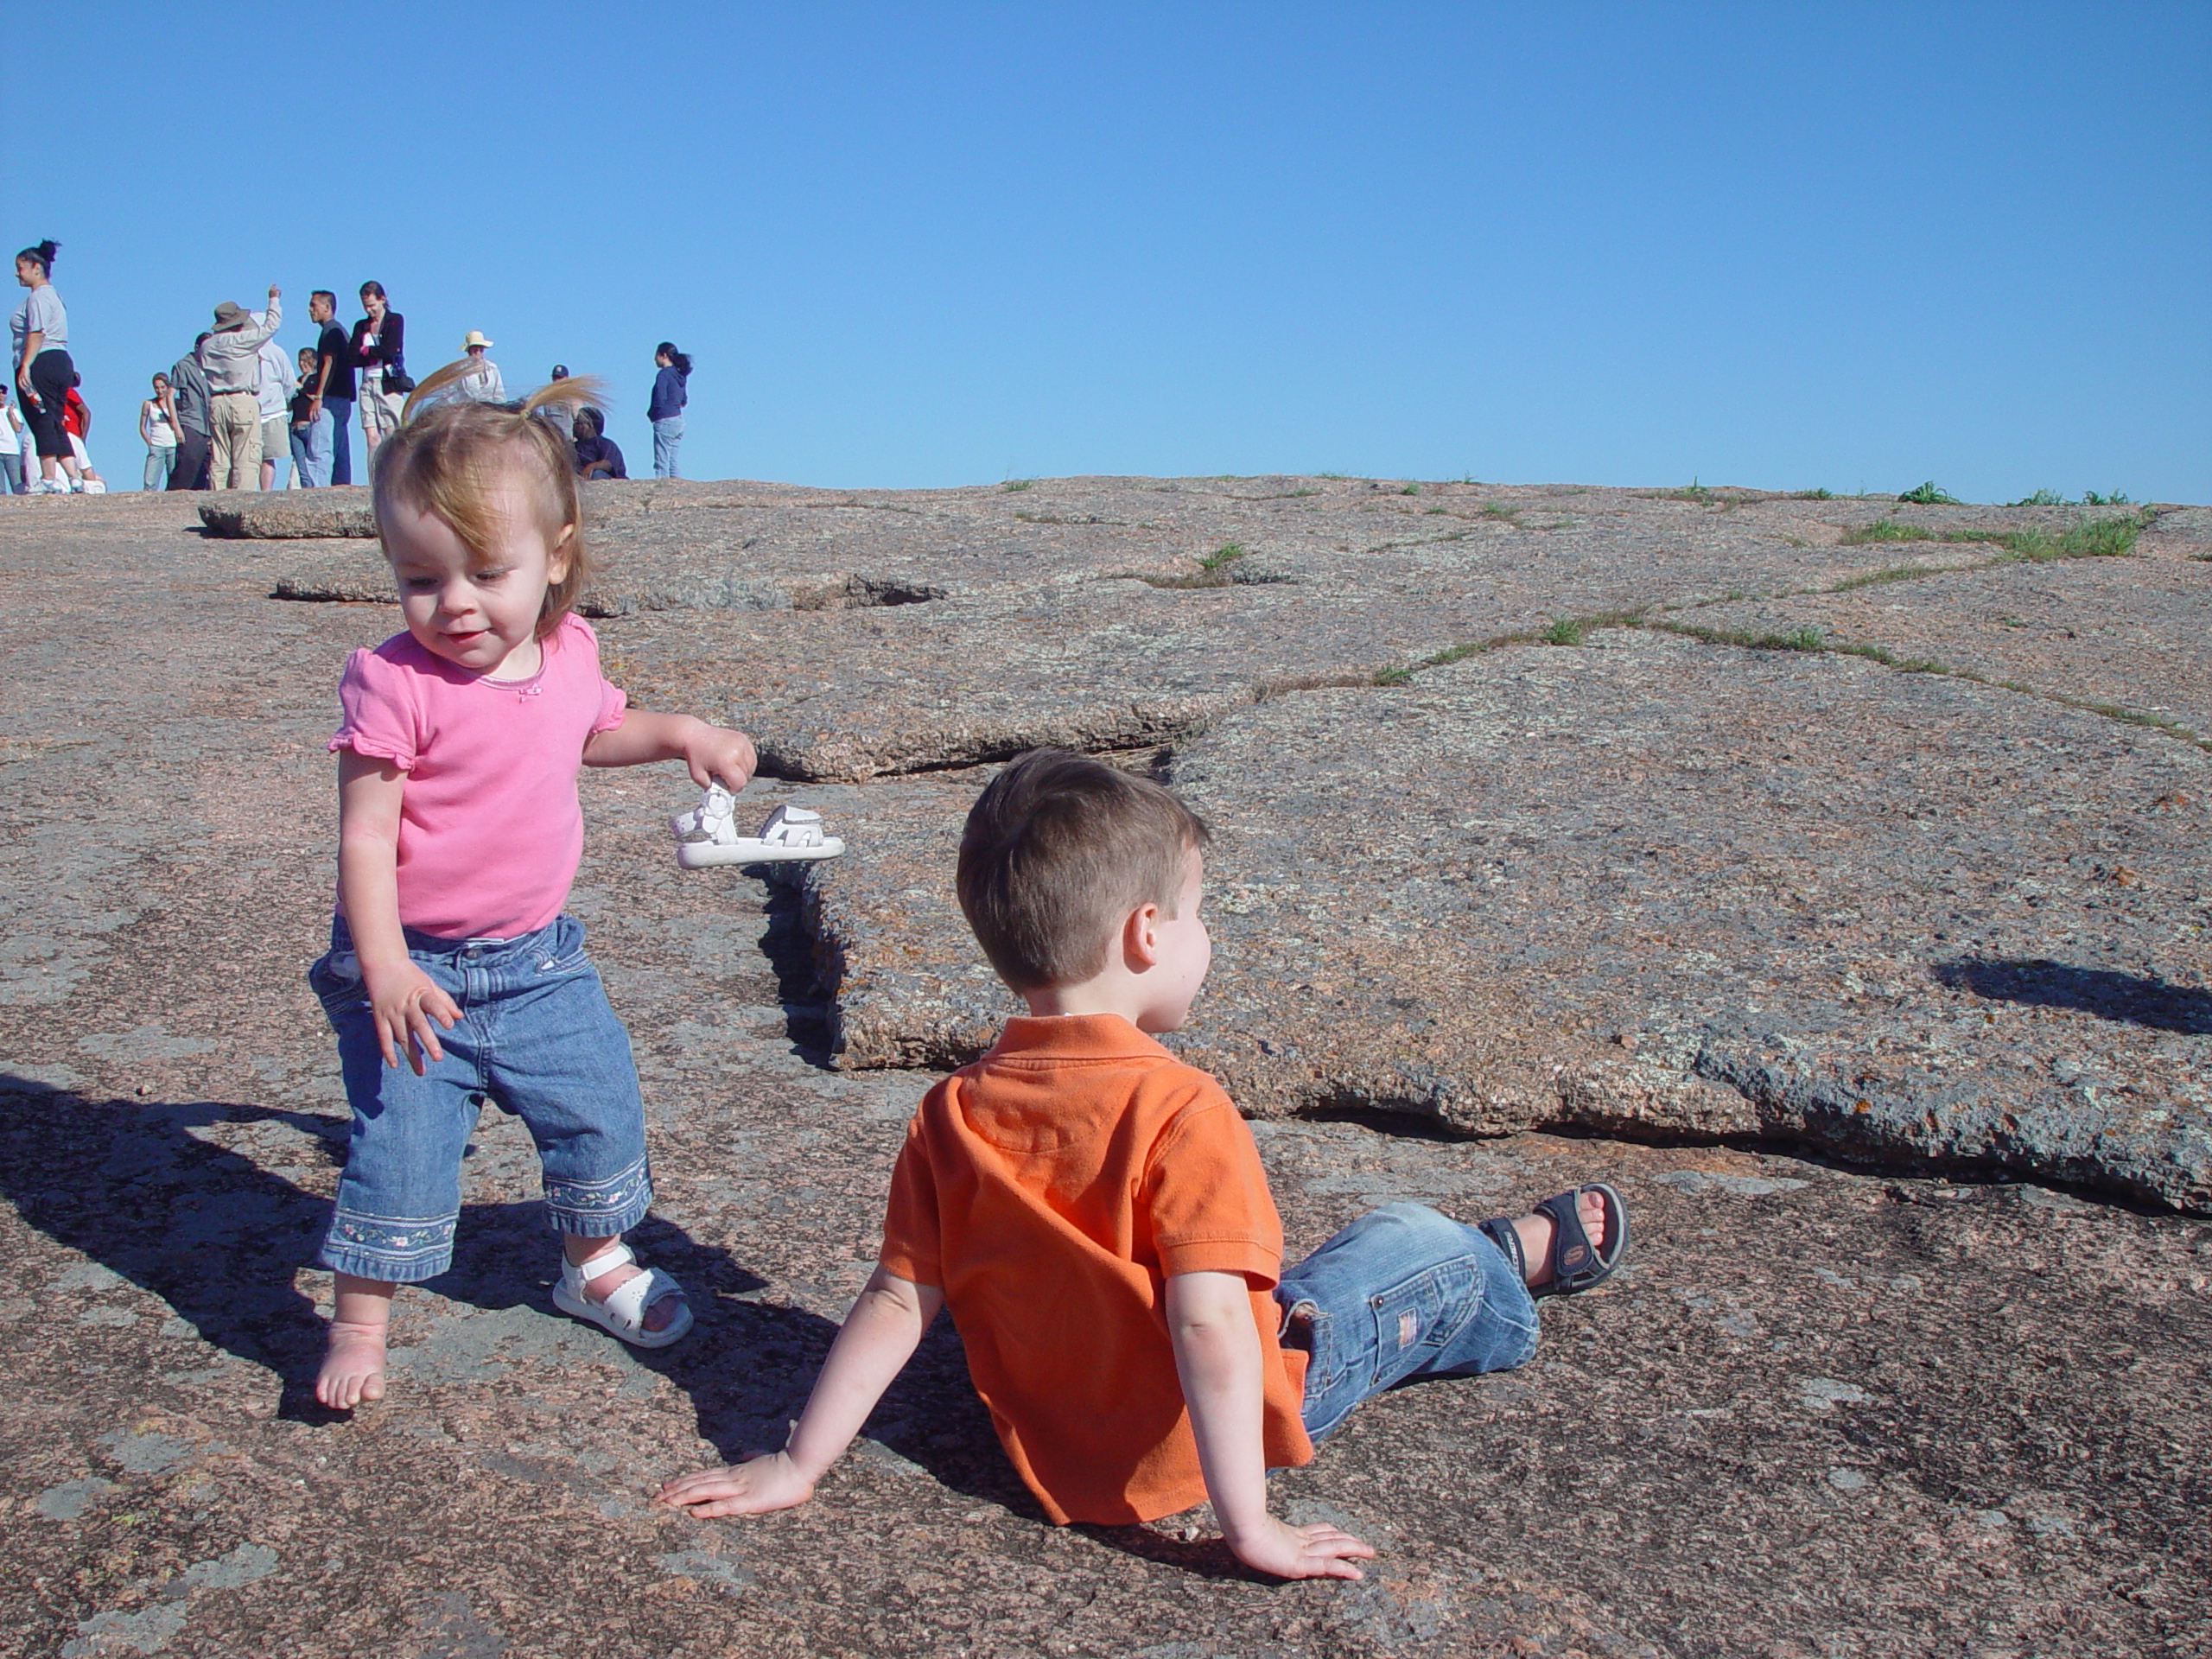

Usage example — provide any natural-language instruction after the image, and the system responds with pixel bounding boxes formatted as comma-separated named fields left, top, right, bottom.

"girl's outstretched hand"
left=655, top=1452, right=816, bottom=1518
left=682, top=721, right=758, bottom=792
left=365, top=961, right=461, bottom=1075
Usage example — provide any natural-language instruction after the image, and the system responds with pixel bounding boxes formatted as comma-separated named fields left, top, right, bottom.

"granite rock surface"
left=0, top=484, right=2206, bottom=1656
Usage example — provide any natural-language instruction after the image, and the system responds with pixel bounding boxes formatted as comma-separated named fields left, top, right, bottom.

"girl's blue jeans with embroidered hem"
left=1275, top=1201, right=1540, bottom=1441
left=308, top=915, right=653, bottom=1285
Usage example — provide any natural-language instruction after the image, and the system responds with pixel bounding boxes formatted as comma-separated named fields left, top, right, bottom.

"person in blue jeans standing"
left=649, top=341, right=690, bottom=478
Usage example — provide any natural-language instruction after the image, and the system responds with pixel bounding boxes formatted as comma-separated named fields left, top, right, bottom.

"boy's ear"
left=1122, top=900, right=1163, bottom=972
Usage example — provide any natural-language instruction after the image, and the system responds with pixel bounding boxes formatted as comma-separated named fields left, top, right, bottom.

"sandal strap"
left=567, top=1240, right=635, bottom=1284
left=591, top=1264, right=682, bottom=1332
left=1530, top=1183, right=1629, bottom=1298
left=1475, top=1216, right=1525, bottom=1281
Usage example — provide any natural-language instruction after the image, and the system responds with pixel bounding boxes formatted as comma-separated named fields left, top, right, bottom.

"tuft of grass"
left=1670, top=479, right=1713, bottom=504
left=1315, top=471, right=1351, bottom=480
left=1198, top=542, right=1249, bottom=573
left=2054, top=513, right=2143, bottom=557
left=1793, top=487, right=1835, bottom=500
left=1830, top=561, right=1955, bottom=591
left=1480, top=501, right=1522, bottom=524
left=2082, top=489, right=2132, bottom=506
left=1001, top=478, right=1034, bottom=493
left=2010, top=488, right=2067, bottom=507
left=1896, top=481, right=1961, bottom=505
left=1373, top=666, right=1414, bottom=686
left=1425, top=505, right=1450, bottom=514
left=1840, top=519, right=1936, bottom=545
left=1400, top=482, right=1421, bottom=495
left=1455, top=474, right=1481, bottom=485
left=1541, top=619, right=1587, bottom=645
left=1290, top=487, right=1320, bottom=497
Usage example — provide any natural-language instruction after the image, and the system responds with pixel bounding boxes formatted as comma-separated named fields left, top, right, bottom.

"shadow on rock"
left=0, top=1074, right=1029, bottom=1507
left=1934, top=958, right=2212, bottom=1034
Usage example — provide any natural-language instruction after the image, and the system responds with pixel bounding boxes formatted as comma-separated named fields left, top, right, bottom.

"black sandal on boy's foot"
left=1476, top=1183, right=1630, bottom=1299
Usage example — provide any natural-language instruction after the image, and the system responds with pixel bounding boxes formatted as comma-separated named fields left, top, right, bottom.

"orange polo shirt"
left=877, top=1013, right=1313, bottom=1525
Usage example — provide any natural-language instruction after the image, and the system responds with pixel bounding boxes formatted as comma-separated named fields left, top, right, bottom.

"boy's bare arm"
left=1166, top=1270, right=1374, bottom=1581
left=656, top=1267, right=943, bottom=1517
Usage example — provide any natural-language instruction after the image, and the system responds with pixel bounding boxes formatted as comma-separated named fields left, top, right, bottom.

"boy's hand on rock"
left=1227, top=1516, right=1375, bottom=1581
left=654, top=1452, right=814, bottom=1518
left=683, top=722, right=757, bottom=792
left=365, top=963, right=460, bottom=1075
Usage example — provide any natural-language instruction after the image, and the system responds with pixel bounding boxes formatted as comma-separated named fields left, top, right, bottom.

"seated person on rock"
left=659, top=749, right=1628, bottom=1580
left=572, top=405, right=626, bottom=480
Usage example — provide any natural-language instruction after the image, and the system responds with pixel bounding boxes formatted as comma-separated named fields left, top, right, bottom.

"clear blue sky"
left=16, top=2, right=2209, bottom=499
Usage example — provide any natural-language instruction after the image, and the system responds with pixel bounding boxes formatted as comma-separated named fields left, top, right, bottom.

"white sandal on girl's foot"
left=552, top=1242, right=695, bottom=1349
left=671, top=785, right=845, bottom=869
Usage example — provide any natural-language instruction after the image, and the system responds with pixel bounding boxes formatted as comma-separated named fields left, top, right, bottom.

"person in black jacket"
left=349, top=281, right=406, bottom=460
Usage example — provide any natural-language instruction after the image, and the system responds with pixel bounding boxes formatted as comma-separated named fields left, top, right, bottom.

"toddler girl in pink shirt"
left=309, top=364, right=756, bottom=1410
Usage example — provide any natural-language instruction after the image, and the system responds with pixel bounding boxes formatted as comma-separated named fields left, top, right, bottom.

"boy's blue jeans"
left=1275, top=1202, right=1540, bottom=1440
left=308, top=916, right=653, bottom=1284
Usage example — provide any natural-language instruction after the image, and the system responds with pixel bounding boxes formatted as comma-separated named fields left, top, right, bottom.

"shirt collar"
left=987, top=1012, right=1176, bottom=1064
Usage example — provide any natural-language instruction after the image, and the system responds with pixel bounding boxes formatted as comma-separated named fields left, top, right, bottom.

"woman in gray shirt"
left=11, top=239, right=80, bottom=493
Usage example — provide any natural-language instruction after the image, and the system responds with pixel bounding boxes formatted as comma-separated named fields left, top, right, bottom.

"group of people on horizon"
left=7, top=240, right=694, bottom=495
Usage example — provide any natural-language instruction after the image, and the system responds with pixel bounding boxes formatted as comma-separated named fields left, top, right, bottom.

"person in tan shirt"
left=659, top=751, right=1628, bottom=1579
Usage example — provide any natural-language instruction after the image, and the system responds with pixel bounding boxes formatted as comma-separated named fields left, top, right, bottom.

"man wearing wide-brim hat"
left=195, top=286, right=281, bottom=489
left=457, top=329, right=505, bottom=404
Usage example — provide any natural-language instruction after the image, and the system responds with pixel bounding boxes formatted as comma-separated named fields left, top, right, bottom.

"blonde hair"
left=372, top=362, right=604, bottom=639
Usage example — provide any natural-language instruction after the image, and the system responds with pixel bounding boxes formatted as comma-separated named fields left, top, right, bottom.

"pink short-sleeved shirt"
left=329, top=614, right=627, bottom=940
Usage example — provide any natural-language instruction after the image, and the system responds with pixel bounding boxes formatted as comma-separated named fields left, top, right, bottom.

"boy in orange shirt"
left=658, top=750, right=1627, bottom=1579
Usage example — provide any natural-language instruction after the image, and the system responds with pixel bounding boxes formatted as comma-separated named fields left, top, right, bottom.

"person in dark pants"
left=166, top=335, right=213, bottom=491
left=10, top=238, right=80, bottom=493
left=307, top=290, right=356, bottom=486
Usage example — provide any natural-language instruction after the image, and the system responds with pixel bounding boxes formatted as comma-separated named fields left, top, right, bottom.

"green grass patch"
left=1541, top=619, right=1586, bottom=645
left=1198, top=542, right=1249, bottom=573
left=1669, top=479, right=1713, bottom=503
left=1001, top=478, right=1034, bottom=493
left=1400, top=482, right=1421, bottom=496
left=2010, top=488, right=2067, bottom=507
left=1480, top=501, right=1522, bottom=524
left=1793, top=487, right=1835, bottom=500
left=1840, top=519, right=1936, bottom=545
left=1896, top=481, right=1962, bottom=505
left=2082, top=489, right=2132, bottom=506
left=1373, top=666, right=1414, bottom=686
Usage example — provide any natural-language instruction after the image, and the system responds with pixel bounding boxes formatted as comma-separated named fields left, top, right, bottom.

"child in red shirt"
left=660, top=751, right=1627, bottom=1578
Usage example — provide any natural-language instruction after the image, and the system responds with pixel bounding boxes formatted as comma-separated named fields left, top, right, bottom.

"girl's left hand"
left=683, top=722, right=758, bottom=792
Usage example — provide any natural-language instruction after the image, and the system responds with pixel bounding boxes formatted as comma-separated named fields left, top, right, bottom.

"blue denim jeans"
left=0, top=449, right=22, bottom=493
left=308, top=915, right=653, bottom=1283
left=1275, top=1202, right=1540, bottom=1440
left=291, top=410, right=333, bottom=487
left=321, top=397, right=353, bottom=486
left=143, top=446, right=175, bottom=492
left=652, top=416, right=683, bottom=478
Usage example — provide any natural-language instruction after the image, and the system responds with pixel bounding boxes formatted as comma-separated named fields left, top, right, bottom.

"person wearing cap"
left=537, top=364, right=576, bottom=444
left=196, top=288, right=282, bottom=489
left=456, top=331, right=505, bottom=404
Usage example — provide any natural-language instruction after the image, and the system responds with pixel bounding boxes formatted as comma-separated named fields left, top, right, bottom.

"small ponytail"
left=656, top=341, right=692, bottom=378
left=15, top=238, right=59, bottom=276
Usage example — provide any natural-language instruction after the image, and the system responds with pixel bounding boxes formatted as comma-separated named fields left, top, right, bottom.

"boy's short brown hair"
left=957, top=750, right=1211, bottom=991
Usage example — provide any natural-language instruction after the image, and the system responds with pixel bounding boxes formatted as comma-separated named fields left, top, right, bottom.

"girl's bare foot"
left=1510, top=1189, right=1609, bottom=1289
left=317, top=1274, right=397, bottom=1409
left=317, top=1319, right=390, bottom=1409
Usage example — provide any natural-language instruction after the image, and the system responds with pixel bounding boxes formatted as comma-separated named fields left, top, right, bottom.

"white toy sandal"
left=551, top=1241, right=695, bottom=1350
left=671, top=785, right=845, bottom=869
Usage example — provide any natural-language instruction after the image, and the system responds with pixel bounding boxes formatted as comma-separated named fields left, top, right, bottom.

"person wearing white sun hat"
left=455, top=330, right=505, bottom=404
